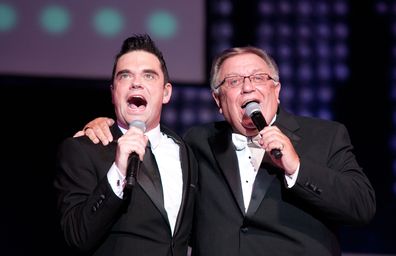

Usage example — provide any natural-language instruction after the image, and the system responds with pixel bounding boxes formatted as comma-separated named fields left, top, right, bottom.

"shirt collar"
left=268, top=113, right=277, bottom=126
left=232, top=113, right=278, bottom=150
left=118, top=123, right=161, bottom=149
left=232, top=133, right=248, bottom=151
left=145, top=125, right=161, bottom=149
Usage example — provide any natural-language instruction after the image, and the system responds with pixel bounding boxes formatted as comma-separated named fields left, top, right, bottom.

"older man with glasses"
left=77, top=46, right=376, bottom=256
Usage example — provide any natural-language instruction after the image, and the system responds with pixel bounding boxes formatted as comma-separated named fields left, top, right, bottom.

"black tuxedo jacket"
left=184, top=107, right=375, bottom=256
left=55, top=124, right=197, bottom=256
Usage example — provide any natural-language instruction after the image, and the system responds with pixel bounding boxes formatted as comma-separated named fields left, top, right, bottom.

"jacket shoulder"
left=184, top=121, right=230, bottom=139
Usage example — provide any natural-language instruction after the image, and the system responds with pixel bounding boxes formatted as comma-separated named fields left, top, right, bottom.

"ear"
left=162, top=83, right=172, bottom=104
left=212, top=91, right=223, bottom=114
left=110, top=84, right=115, bottom=104
left=275, top=82, right=281, bottom=103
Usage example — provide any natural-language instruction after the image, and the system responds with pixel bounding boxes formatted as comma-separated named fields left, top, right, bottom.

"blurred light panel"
left=0, top=0, right=205, bottom=83
left=216, top=0, right=233, bottom=15
left=162, top=85, right=223, bottom=134
left=256, top=0, right=347, bottom=119
left=147, top=10, right=178, bottom=39
left=40, top=5, right=70, bottom=35
left=207, top=0, right=349, bottom=122
left=0, top=3, right=17, bottom=31
left=93, top=8, right=124, bottom=37
left=317, top=86, right=333, bottom=102
left=209, top=0, right=234, bottom=63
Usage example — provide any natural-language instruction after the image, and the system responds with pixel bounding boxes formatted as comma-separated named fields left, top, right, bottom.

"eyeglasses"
left=215, top=73, right=277, bottom=89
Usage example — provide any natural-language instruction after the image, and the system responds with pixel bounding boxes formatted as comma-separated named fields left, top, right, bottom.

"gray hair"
left=210, top=46, right=279, bottom=94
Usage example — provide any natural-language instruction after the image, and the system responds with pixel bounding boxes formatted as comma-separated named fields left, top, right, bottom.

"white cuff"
left=285, top=162, right=300, bottom=188
left=107, top=162, right=126, bottom=198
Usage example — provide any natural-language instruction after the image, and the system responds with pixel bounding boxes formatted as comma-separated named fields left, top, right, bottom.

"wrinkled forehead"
left=219, top=53, right=272, bottom=76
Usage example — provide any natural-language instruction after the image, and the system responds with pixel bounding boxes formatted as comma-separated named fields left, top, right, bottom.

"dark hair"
left=111, top=34, right=170, bottom=83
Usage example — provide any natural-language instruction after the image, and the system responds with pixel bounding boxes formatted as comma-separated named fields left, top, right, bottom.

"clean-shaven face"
left=213, top=53, right=280, bottom=137
left=111, top=50, right=172, bottom=131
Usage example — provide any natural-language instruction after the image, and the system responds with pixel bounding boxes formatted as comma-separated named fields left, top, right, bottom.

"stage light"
left=0, top=3, right=17, bottom=32
left=93, top=7, right=124, bottom=37
left=146, top=10, right=178, bottom=39
left=40, top=5, right=70, bottom=35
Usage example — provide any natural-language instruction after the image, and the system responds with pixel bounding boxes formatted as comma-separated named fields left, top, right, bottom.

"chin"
left=236, top=124, right=254, bottom=135
left=241, top=118, right=255, bottom=129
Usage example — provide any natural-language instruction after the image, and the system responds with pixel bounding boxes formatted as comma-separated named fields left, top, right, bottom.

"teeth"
left=128, top=96, right=147, bottom=107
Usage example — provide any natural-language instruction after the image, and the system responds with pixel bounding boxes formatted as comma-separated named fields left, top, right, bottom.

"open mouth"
left=127, top=95, right=147, bottom=109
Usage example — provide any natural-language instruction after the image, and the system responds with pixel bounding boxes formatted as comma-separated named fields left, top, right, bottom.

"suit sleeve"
left=54, top=138, right=124, bottom=252
left=289, top=123, right=376, bottom=225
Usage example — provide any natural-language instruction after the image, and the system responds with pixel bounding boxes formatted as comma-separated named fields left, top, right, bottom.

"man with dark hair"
left=78, top=45, right=375, bottom=255
left=54, top=34, right=197, bottom=256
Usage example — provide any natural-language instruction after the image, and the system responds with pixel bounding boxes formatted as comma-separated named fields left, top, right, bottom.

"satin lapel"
left=209, top=129, right=245, bottom=214
left=138, top=147, right=168, bottom=219
left=161, top=126, right=190, bottom=235
left=246, top=107, right=301, bottom=217
left=246, top=164, right=276, bottom=217
left=107, top=125, right=123, bottom=160
left=275, top=107, right=301, bottom=150
left=172, top=140, right=190, bottom=235
left=110, top=124, right=167, bottom=218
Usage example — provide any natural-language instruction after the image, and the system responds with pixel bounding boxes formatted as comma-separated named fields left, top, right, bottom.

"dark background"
left=1, top=0, right=395, bottom=255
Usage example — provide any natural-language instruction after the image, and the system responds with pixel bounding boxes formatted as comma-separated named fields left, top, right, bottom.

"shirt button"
left=241, top=227, right=248, bottom=233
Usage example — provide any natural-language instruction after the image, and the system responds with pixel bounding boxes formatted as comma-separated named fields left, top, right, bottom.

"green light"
left=146, top=10, right=178, bottom=39
left=0, top=3, right=17, bottom=32
left=93, top=8, right=124, bottom=37
left=40, top=5, right=70, bottom=35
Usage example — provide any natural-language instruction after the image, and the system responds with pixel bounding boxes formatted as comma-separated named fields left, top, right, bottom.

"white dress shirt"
left=232, top=133, right=258, bottom=212
left=107, top=124, right=183, bottom=235
left=232, top=114, right=299, bottom=212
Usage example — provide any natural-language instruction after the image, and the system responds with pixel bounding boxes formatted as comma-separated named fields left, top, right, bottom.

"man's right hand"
left=74, top=117, right=115, bottom=145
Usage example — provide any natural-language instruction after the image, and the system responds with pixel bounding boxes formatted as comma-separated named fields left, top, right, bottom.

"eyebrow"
left=224, top=69, right=267, bottom=77
left=115, top=69, right=159, bottom=77
left=115, top=69, right=131, bottom=78
left=141, top=69, right=160, bottom=76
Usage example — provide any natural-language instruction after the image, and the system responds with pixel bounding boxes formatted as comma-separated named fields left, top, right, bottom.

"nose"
left=241, top=76, right=255, bottom=92
left=129, top=79, right=143, bottom=90
left=130, top=83, right=141, bottom=88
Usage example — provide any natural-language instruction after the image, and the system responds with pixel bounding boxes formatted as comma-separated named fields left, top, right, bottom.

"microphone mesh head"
left=129, top=120, right=146, bottom=132
left=244, top=102, right=261, bottom=117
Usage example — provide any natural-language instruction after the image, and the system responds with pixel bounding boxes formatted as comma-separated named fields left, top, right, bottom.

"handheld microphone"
left=244, top=102, right=283, bottom=159
left=126, top=120, right=146, bottom=189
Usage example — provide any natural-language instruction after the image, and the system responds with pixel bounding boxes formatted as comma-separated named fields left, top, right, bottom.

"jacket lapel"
left=246, top=162, right=276, bottom=217
left=110, top=124, right=169, bottom=222
left=172, top=137, right=190, bottom=235
left=160, top=125, right=191, bottom=235
left=275, top=107, right=301, bottom=151
left=137, top=125, right=191, bottom=235
left=246, top=107, right=301, bottom=216
left=209, top=126, right=245, bottom=214
left=138, top=147, right=168, bottom=219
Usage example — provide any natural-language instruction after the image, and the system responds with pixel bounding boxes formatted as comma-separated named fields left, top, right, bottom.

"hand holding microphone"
left=125, top=120, right=146, bottom=189
left=244, top=102, right=283, bottom=159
